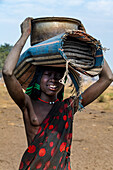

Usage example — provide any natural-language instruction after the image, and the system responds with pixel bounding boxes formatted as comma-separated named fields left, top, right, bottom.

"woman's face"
left=40, top=67, right=64, bottom=97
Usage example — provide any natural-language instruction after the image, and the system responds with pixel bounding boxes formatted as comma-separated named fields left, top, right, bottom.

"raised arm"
left=81, top=59, right=113, bottom=107
left=2, top=17, right=32, bottom=111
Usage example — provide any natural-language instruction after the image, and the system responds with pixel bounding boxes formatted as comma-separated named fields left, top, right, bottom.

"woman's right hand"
left=2, top=17, right=33, bottom=110
left=20, top=17, right=33, bottom=36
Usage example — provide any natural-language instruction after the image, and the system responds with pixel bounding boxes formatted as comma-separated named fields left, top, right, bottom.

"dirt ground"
left=0, top=81, right=113, bottom=170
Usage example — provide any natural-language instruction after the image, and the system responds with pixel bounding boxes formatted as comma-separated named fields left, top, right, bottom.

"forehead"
left=42, top=66, right=65, bottom=73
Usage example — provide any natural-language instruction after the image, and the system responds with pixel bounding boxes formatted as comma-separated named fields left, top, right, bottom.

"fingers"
left=20, top=17, right=33, bottom=36
left=24, top=17, right=33, bottom=23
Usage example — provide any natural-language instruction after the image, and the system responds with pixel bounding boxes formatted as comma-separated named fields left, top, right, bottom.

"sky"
left=0, top=0, right=113, bottom=70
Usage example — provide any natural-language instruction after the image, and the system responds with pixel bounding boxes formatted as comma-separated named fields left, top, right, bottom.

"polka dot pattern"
left=44, top=161, right=50, bottom=170
left=57, top=133, right=61, bottom=139
left=36, top=162, right=42, bottom=169
left=56, top=116, right=59, bottom=119
left=59, top=156, right=63, bottom=163
left=66, top=147, right=69, bottom=152
left=65, top=122, right=69, bottom=129
left=19, top=162, right=23, bottom=169
left=50, top=142, right=54, bottom=147
left=39, top=148, right=46, bottom=157
left=51, top=147, right=56, bottom=157
left=63, top=115, right=67, bottom=121
left=64, top=103, right=68, bottom=109
left=39, top=131, right=45, bottom=138
left=26, top=160, right=31, bottom=166
left=19, top=97, right=75, bottom=170
left=68, top=161, right=71, bottom=170
left=44, top=122, right=49, bottom=130
left=59, top=107, right=64, bottom=113
left=49, top=125, right=54, bottom=130
left=37, top=126, right=42, bottom=134
left=43, top=117, right=50, bottom=124
left=53, top=166, right=56, bottom=169
left=28, top=145, right=36, bottom=153
left=61, top=163, right=64, bottom=168
left=68, top=110, right=72, bottom=119
left=60, top=142, right=67, bottom=152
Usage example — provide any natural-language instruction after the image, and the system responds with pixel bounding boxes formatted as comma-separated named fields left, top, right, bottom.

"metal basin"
left=31, top=17, right=85, bottom=45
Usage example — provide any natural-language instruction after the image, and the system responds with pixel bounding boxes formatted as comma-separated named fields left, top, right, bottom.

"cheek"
left=58, top=83, right=64, bottom=92
left=40, top=77, right=47, bottom=90
left=40, top=75, right=48, bottom=86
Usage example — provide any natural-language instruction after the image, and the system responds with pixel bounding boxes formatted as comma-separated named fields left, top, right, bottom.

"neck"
left=38, top=97, right=59, bottom=105
left=40, top=94, right=57, bottom=102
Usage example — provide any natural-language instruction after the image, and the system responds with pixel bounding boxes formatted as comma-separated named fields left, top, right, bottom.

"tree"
left=0, top=43, right=13, bottom=71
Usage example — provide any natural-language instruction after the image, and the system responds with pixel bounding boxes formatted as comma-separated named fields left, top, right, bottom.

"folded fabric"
left=14, top=30, right=104, bottom=95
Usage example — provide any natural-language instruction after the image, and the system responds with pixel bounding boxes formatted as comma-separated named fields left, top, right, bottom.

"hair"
left=25, top=66, right=65, bottom=101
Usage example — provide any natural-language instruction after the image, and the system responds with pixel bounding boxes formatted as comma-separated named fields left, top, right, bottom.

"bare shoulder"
left=23, top=94, right=39, bottom=126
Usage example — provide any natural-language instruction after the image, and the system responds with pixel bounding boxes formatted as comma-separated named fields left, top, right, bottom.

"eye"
left=56, top=73, right=64, bottom=79
left=58, top=72, right=64, bottom=77
left=43, top=71, right=51, bottom=76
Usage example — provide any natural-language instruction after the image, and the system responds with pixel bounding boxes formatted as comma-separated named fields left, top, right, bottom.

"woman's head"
left=40, top=67, right=65, bottom=97
left=25, top=66, right=65, bottom=101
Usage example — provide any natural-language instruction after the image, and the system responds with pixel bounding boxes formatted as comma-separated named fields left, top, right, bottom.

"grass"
left=64, top=81, right=113, bottom=111
left=98, top=94, right=105, bottom=103
left=0, top=80, right=113, bottom=111
left=98, top=86, right=113, bottom=102
left=106, top=92, right=113, bottom=100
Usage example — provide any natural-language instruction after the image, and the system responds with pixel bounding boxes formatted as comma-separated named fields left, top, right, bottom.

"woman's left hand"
left=20, top=17, right=33, bottom=36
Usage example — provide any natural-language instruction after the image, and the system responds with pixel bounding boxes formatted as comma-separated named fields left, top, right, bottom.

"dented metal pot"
left=31, top=17, right=85, bottom=46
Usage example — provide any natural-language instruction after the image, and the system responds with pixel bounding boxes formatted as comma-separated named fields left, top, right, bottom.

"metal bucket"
left=31, top=17, right=85, bottom=46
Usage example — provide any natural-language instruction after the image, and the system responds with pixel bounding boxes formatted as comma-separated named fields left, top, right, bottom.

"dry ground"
left=0, top=81, right=113, bottom=170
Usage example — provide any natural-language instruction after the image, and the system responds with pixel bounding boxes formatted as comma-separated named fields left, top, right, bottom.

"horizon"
left=0, top=0, right=113, bottom=71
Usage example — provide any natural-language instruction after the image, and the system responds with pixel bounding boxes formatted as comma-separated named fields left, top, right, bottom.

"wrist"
left=19, top=32, right=30, bottom=44
left=21, top=31, right=30, bottom=38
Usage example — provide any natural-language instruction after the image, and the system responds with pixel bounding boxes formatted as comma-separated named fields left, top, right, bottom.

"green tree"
left=0, top=43, right=13, bottom=70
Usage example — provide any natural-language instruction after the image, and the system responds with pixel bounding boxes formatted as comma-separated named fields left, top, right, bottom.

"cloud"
left=3, top=0, right=84, bottom=6
left=0, top=0, right=86, bottom=23
left=3, top=0, right=31, bottom=2
left=2, top=0, right=85, bottom=9
left=1, top=0, right=113, bottom=17
left=87, top=0, right=113, bottom=16
left=39, top=0, right=85, bottom=6
left=64, top=0, right=84, bottom=6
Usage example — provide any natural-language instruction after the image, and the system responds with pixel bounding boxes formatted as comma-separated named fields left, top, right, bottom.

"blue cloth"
left=14, top=30, right=104, bottom=96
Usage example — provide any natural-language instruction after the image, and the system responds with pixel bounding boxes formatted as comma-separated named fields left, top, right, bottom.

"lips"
left=48, top=84, right=58, bottom=91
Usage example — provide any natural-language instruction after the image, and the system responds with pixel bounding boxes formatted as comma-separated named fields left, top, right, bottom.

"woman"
left=2, top=18, right=113, bottom=170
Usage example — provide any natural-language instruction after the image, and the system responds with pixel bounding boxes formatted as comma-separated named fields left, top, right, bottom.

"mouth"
left=48, top=84, right=58, bottom=91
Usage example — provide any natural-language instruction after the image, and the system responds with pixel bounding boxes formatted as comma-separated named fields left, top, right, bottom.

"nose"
left=50, top=73, right=57, bottom=82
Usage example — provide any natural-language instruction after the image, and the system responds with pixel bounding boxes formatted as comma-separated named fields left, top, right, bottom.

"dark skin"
left=22, top=68, right=64, bottom=145
left=2, top=18, right=113, bottom=146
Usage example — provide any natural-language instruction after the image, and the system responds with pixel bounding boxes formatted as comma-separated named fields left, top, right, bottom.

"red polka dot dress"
left=19, top=97, right=76, bottom=170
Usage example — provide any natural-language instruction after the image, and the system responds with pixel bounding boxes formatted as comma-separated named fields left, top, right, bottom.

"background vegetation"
left=0, top=43, right=113, bottom=109
left=0, top=43, right=13, bottom=72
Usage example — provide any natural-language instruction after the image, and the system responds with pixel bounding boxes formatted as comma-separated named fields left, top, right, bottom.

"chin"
left=47, top=90, right=58, bottom=96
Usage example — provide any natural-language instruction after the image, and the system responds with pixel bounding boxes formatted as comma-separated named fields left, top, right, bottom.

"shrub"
left=98, top=94, right=105, bottom=103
